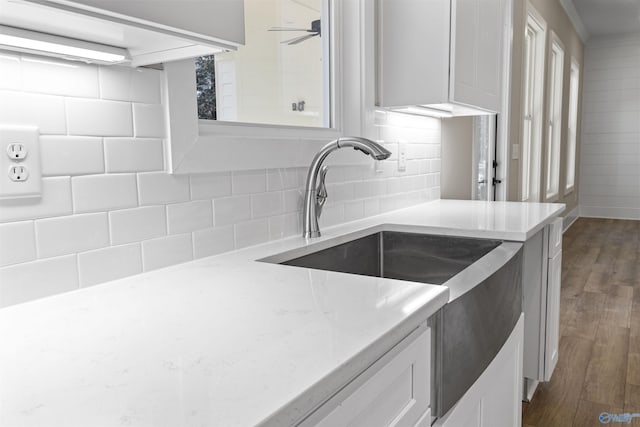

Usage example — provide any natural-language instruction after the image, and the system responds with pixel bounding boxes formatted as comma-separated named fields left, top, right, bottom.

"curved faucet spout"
left=302, top=137, right=392, bottom=238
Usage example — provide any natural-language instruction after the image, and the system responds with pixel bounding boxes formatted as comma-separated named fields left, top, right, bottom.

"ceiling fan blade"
left=284, top=33, right=317, bottom=45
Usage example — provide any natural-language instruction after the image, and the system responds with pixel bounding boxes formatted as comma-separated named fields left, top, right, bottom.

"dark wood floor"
left=523, top=218, right=640, bottom=427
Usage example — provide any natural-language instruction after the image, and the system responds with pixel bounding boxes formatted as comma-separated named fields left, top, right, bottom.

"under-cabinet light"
left=0, top=25, right=129, bottom=64
left=392, top=106, right=454, bottom=118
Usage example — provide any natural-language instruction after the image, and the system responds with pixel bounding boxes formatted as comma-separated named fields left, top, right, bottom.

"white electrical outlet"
left=6, top=143, right=28, bottom=160
left=8, top=165, right=29, bottom=182
left=0, top=125, right=42, bottom=200
left=398, top=142, right=407, bottom=172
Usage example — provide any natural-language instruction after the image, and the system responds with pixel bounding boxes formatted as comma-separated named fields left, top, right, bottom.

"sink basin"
left=261, top=230, right=523, bottom=418
left=279, top=231, right=501, bottom=285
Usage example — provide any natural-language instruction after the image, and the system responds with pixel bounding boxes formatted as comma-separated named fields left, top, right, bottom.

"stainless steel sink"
left=279, top=231, right=501, bottom=285
left=261, top=230, right=523, bottom=418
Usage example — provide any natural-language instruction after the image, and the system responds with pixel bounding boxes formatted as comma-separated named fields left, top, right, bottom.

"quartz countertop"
left=0, top=199, right=564, bottom=427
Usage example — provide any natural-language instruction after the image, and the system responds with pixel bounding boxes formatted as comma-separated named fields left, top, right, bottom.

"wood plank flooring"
left=523, top=218, right=640, bottom=427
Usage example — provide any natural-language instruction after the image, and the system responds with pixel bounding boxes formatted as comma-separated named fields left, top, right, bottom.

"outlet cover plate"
left=0, top=125, right=42, bottom=200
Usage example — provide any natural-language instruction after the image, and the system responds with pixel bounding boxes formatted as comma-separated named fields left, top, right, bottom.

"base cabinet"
left=434, top=315, right=524, bottom=427
left=303, top=327, right=431, bottom=427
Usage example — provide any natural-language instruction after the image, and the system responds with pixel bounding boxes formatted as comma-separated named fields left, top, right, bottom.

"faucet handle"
left=316, top=165, right=329, bottom=216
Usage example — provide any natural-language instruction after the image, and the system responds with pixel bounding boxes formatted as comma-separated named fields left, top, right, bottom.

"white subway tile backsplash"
left=251, top=192, right=283, bottom=218
left=267, top=168, right=300, bottom=191
left=35, top=213, right=109, bottom=258
left=232, top=170, right=267, bottom=194
left=137, top=172, right=190, bottom=205
left=133, top=103, right=165, bottom=138
left=72, top=174, right=138, bottom=213
left=234, top=219, right=270, bottom=249
left=104, top=138, right=164, bottom=173
left=214, top=196, right=251, bottom=226
left=167, top=200, right=213, bottom=234
left=109, top=206, right=166, bottom=245
left=21, top=57, right=99, bottom=98
left=66, top=98, right=132, bottom=136
left=40, top=136, right=105, bottom=176
left=142, top=233, right=193, bottom=271
left=0, top=52, right=441, bottom=306
left=190, top=173, right=232, bottom=200
left=0, top=255, right=78, bottom=307
left=268, top=213, right=299, bottom=239
left=0, top=91, right=66, bottom=134
left=0, top=54, right=21, bottom=90
left=99, top=67, right=161, bottom=104
left=0, top=221, right=36, bottom=267
left=193, top=226, right=235, bottom=259
left=0, top=177, right=72, bottom=223
left=78, top=243, right=142, bottom=287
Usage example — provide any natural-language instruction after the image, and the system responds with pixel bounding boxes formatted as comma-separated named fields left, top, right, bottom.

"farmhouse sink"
left=261, top=230, right=523, bottom=418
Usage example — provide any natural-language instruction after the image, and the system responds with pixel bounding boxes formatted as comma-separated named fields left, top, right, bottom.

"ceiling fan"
left=268, top=19, right=321, bottom=45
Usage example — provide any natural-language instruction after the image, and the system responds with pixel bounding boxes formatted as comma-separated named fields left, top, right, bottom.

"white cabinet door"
left=376, top=0, right=505, bottom=113
left=435, top=315, right=523, bottom=427
left=450, top=0, right=503, bottom=112
left=544, top=249, right=562, bottom=381
left=306, top=328, right=431, bottom=427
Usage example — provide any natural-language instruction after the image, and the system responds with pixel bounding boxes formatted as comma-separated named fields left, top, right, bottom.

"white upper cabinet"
left=0, top=0, right=244, bottom=66
left=377, top=0, right=505, bottom=115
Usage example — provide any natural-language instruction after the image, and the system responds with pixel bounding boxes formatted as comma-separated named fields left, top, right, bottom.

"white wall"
left=579, top=33, right=640, bottom=220
left=0, top=52, right=441, bottom=307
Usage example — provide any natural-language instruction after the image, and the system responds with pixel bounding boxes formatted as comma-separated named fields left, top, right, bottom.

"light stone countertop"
left=0, top=200, right=564, bottom=427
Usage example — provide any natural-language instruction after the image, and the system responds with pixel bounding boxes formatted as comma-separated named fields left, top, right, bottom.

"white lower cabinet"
left=544, top=247, right=562, bottom=381
left=434, top=315, right=524, bottom=427
left=304, top=327, right=431, bottom=427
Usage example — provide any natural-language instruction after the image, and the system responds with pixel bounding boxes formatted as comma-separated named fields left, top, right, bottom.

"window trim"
left=564, top=57, right=580, bottom=196
left=544, top=32, right=565, bottom=202
left=163, top=0, right=354, bottom=174
left=519, top=3, right=547, bottom=202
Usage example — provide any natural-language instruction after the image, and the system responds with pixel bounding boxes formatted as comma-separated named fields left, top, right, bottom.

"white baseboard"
left=579, top=206, right=640, bottom=221
left=562, top=206, right=580, bottom=232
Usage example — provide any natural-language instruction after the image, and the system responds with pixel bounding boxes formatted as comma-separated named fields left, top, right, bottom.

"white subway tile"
left=137, top=172, right=190, bottom=205
left=35, top=213, right=109, bottom=258
left=234, top=219, right=269, bottom=249
left=0, top=221, right=36, bottom=267
left=0, top=54, right=21, bottom=90
left=266, top=168, right=300, bottom=191
left=0, top=91, right=66, bottom=134
left=99, top=66, right=161, bottom=104
left=66, top=98, right=132, bottom=136
left=167, top=200, right=213, bottom=234
left=109, top=206, right=166, bottom=245
left=318, top=204, right=344, bottom=228
left=72, top=174, right=138, bottom=213
left=142, top=233, right=193, bottom=271
left=133, top=103, right=165, bottom=138
left=193, top=226, right=235, bottom=259
left=344, top=200, right=365, bottom=222
left=104, top=138, right=164, bottom=173
left=269, top=213, right=299, bottom=239
left=213, top=196, right=251, bottom=226
left=364, top=198, right=381, bottom=217
left=251, top=192, right=283, bottom=218
left=190, top=173, right=232, bottom=200
left=232, top=170, right=266, bottom=194
left=21, top=57, right=99, bottom=98
left=0, top=255, right=78, bottom=307
left=283, top=189, right=303, bottom=212
left=0, top=177, right=72, bottom=223
left=40, top=136, right=104, bottom=176
left=78, top=243, right=142, bottom=287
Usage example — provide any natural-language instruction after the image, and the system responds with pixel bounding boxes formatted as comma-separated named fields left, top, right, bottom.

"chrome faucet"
left=302, top=137, right=392, bottom=238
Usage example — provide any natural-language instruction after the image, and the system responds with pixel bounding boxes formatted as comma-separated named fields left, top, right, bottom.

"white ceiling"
left=569, top=0, right=640, bottom=38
